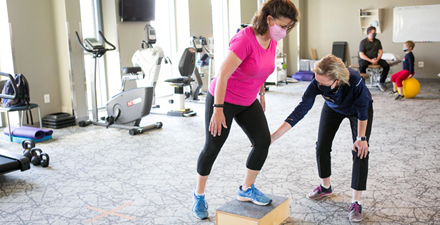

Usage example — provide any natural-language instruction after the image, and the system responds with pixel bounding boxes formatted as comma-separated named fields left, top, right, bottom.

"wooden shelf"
left=359, top=8, right=381, bottom=34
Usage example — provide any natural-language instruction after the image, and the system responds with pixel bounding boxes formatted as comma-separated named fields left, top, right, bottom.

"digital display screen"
left=119, top=0, right=155, bottom=22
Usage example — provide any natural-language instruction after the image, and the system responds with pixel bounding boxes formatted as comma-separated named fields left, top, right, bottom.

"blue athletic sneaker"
left=237, top=184, right=272, bottom=206
left=192, top=191, right=208, bottom=220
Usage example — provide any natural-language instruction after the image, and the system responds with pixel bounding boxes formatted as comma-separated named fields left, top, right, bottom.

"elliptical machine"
left=75, top=31, right=162, bottom=135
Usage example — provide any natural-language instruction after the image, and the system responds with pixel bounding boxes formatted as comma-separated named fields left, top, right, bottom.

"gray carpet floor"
left=0, top=79, right=439, bottom=224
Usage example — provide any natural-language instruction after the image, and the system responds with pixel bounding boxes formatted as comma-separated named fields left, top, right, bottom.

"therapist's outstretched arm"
left=271, top=122, right=292, bottom=144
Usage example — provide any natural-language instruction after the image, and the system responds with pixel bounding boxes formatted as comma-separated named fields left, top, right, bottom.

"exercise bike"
left=75, top=31, right=162, bottom=135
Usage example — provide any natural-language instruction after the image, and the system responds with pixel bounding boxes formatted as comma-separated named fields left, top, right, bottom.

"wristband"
left=213, top=104, right=224, bottom=108
left=356, top=136, right=367, bottom=141
left=259, top=93, right=265, bottom=95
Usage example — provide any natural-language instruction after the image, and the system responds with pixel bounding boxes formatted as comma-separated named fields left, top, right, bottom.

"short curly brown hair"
left=251, top=0, right=300, bottom=35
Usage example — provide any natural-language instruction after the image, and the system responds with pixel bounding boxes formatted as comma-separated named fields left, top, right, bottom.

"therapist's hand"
left=353, top=140, right=369, bottom=159
left=209, top=108, right=227, bottom=137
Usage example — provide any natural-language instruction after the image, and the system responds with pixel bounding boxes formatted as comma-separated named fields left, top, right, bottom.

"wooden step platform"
left=216, top=194, right=289, bottom=225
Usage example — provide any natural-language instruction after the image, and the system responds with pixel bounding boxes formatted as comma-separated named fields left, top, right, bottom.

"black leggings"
left=316, top=103, right=373, bottom=191
left=197, top=93, right=271, bottom=176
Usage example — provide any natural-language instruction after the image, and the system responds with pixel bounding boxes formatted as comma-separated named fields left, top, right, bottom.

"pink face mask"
left=269, top=21, right=286, bottom=42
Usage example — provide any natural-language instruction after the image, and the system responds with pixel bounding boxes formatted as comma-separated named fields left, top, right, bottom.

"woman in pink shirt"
left=192, top=0, right=299, bottom=220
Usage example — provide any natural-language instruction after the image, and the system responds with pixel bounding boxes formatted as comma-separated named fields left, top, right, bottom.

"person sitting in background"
left=358, top=26, right=390, bottom=92
left=390, top=41, right=415, bottom=100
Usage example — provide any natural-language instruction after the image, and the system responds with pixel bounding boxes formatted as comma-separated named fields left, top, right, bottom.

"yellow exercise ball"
left=400, top=77, right=420, bottom=98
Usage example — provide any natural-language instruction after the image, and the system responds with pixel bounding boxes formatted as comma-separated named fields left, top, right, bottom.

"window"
left=150, top=0, right=176, bottom=97
left=79, top=0, right=108, bottom=111
left=0, top=0, right=14, bottom=75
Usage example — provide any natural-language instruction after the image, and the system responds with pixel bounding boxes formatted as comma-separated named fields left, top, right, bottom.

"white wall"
left=6, top=0, right=62, bottom=122
left=285, top=0, right=300, bottom=75
left=0, top=0, right=14, bottom=74
left=51, top=0, right=88, bottom=120
left=189, top=0, right=213, bottom=39
left=240, top=0, right=258, bottom=24
left=51, top=0, right=69, bottom=113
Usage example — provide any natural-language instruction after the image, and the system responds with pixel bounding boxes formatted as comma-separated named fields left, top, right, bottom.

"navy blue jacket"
left=285, top=68, right=373, bottom=127
left=402, top=52, right=415, bottom=74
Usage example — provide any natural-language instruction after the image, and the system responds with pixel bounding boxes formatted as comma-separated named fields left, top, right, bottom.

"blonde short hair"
left=405, top=40, right=415, bottom=50
left=312, top=54, right=350, bottom=85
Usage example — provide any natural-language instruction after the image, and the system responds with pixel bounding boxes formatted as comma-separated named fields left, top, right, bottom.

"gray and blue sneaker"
left=348, top=201, right=363, bottom=222
left=192, top=191, right=208, bottom=220
left=237, top=184, right=272, bottom=206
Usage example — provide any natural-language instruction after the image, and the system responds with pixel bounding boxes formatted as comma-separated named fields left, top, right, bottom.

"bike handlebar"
left=75, top=31, right=116, bottom=57
left=98, top=31, right=116, bottom=51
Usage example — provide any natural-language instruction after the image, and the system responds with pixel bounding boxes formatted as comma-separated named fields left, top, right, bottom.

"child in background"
left=390, top=41, right=415, bottom=100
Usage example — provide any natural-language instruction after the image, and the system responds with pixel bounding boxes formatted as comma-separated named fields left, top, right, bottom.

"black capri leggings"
left=316, top=103, right=373, bottom=191
left=197, top=93, right=271, bottom=176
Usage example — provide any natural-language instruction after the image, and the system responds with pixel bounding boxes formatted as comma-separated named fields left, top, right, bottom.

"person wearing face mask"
left=359, top=26, right=390, bottom=92
left=191, top=0, right=299, bottom=220
left=271, top=54, right=373, bottom=222
left=390, top=40, right=416, bottom=100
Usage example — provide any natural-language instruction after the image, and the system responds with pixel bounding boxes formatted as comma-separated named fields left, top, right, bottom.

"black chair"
left=165, top=47, right=197, bottom=88
left=0, top=104, right=42, bottom=142
left=332, top=42, right=347, bottom=64
left=164, top=47, right=200, bottom=117
left=0, top=76, right=42, bottom=142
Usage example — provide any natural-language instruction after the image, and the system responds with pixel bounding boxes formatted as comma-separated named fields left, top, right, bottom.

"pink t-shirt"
left=209, top=27, right=277, bottom=106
